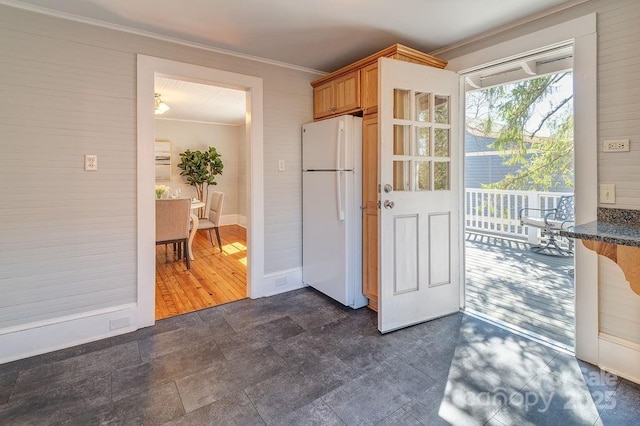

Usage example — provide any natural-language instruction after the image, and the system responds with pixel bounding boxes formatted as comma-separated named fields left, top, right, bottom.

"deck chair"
left=197, top=191, right=224, bottom=252
left=156, top=198, right=191, bottom=269
left=519, top=195, right=574, bottom=256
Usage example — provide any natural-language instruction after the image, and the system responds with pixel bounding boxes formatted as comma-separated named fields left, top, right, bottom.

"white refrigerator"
left=302, top=115, right=367, bottom=309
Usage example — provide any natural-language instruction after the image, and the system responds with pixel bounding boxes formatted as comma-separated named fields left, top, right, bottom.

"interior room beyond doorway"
left=153, top=77, right=249, bottom=319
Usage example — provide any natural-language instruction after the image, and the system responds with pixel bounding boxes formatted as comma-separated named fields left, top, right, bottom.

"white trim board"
left=0, top=304, right=138, bottom=364
left=262, top=267, right=305, bottom=298
left=137, top=55, right=265, bottom=328
left=450, top=14, right=598, bottom=363
left=218, top=214, right=246, bottom=227
left=599, top=334, right=640, bottom=384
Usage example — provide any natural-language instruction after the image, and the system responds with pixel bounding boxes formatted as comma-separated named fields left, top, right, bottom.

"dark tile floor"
left=1, top=288, right=638, bottom=425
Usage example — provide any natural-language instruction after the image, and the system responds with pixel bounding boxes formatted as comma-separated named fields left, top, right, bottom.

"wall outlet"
left=109, top=317, right=130, bottom=330
left=84, top=154, right=98, bottom=171
left=278, top=159, right=285, bottom=172
left=600, top=184, right=616, bottom=204
left=603, top=139, right=629, bottom=152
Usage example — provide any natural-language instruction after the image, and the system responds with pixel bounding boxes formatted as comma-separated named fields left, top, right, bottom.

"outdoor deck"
left=464, top=232, right=575, bottom=350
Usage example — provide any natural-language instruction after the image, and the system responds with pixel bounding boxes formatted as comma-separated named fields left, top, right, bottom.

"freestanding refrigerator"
left=302, top=115, right=367, bottom=309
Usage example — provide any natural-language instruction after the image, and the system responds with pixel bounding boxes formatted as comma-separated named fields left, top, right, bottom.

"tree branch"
left=530, top=95, right=573, bottom=139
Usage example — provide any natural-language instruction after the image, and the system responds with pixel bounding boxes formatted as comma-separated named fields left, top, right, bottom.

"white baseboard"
left=1, top=266, right=303, bottom=364
left=599, top=334, right=640, bottom=384
left=219, top=214, right=246, bottom=227
left=260, top=267, right=305, bottom=298
left=0, top=304, right=143, bottom=365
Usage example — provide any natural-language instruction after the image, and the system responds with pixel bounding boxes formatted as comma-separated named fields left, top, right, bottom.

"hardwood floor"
left=155, top=224, right=247, bottom=320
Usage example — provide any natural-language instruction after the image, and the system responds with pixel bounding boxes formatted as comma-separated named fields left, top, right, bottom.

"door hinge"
left=377, top=200, right=381, bottom=209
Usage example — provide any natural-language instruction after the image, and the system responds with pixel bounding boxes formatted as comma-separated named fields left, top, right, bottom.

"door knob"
left=383, top=200, right=395, bottom=209
left=383, top=184, right=393, bottom=193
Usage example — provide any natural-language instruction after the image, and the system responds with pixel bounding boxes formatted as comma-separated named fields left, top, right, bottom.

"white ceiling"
left=155, top=77, right=246, bottom=125
left=4, top=0, right=585, bottom=124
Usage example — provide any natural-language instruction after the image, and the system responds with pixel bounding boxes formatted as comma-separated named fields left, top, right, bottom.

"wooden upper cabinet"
left=361, top=63, right=379, bottom=114
left=311, top=44, right=447, bottom=120
left=313, top=70, right=360, bottom=118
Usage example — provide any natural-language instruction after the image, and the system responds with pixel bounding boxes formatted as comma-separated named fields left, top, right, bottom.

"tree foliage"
left=466, top=72, right=574, bottom=191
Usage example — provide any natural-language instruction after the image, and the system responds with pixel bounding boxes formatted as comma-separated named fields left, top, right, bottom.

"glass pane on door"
left=394, top=89, right=410, bottom=119
left=393, top=161, right=411, bottom=191
left=416, top=161, right=431, bottom=191
left=393, top=125, right=411, bottom=155
left=434, top=162, right=449, bottom=190
left=415, top=92, right=430, bottom=122
left=435, top=95, right=450, bottom=124
left=416, top=127, right=430, bottom=156
left=434, top=128, right=450, bottom=157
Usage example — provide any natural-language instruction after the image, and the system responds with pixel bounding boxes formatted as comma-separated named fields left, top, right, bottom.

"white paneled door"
left=378, top=58, right=461, bottom=333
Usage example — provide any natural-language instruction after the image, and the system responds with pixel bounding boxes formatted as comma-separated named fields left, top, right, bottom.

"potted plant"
left=177, top=147, right=224, bottom=207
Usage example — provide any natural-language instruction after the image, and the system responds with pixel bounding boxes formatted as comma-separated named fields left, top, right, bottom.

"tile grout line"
left=243, top=389, right=267, bottom=425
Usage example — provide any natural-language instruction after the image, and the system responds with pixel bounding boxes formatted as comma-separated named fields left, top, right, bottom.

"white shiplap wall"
left=0, top=4, right=317, bottom=332
left=440, top=0, right=640, bottom=345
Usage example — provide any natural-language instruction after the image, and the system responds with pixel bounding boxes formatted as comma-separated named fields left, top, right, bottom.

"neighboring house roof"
left=464, top=132, right=573, bottom=191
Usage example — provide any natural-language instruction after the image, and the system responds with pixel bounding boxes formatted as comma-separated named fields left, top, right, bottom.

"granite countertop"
left=560, top=208, right=640, bottom=248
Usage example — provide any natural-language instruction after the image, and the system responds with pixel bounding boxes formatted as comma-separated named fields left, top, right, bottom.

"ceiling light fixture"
left=154, top=93, right=170, bottom=115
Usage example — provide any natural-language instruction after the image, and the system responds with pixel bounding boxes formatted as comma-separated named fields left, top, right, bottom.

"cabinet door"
left=362, top=113, right=379, bottom=310
left=361, top=63, right=379, bottom=114
left=333, top=70, right=360, bottom=114
left=313, top=81, right=334, bottom=119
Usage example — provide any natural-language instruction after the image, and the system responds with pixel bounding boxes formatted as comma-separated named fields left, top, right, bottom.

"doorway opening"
left=137, top=55, right=264, bottom=329
left=153, top=77, right=248, bottom=320
left=462, top=46, right=575, bottom=351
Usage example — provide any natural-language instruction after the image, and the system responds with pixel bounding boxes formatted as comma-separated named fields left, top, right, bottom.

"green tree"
left=466, top=72, right=574, bottom=191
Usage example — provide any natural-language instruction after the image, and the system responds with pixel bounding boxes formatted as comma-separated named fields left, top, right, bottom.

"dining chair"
left=156, top=198, right=191, bottom=269
left=197, top=191, right=225, bottom=252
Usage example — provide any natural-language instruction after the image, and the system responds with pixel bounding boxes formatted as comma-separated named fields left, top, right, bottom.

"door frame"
left=136, top=55, right=264, bottom=327
left=448, top=14, right=598, bottom=363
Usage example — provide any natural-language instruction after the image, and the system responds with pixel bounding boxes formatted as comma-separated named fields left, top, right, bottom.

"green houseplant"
left=177, top=147, right=224, bottom=205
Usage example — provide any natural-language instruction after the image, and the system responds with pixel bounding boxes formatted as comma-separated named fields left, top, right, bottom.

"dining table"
left=189, top=198, right=205, bottom=260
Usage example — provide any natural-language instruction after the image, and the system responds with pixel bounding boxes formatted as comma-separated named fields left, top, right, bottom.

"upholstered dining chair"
left=197, top=191, right=224, bottom=252
left=155, top=198, right=191, bottom=269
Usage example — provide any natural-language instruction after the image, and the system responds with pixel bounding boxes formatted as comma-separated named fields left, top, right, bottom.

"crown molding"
left=429, top=0, right=592, bottom=57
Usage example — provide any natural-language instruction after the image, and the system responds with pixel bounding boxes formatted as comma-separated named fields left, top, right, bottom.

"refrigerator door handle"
left=336, top=171, right=345, bottom=221
left=335, top=119, right=344, bottom=170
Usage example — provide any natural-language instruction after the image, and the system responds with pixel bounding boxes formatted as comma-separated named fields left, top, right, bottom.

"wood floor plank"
left=155, top=225, right=247, bottom=320
left=465, top=232, right=575, bottom=348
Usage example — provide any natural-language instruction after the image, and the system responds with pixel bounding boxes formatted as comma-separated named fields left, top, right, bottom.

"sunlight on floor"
left=220, top=241, right=246, bottom=254
left=437, top=317, right=608, bottom=425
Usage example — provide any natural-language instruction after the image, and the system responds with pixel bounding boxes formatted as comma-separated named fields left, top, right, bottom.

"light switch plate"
left=600, top=184, right=616, bottom=204
left=278, top=159, right=285, bottom=172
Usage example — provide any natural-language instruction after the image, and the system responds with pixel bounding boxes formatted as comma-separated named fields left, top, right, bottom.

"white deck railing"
left=465, top=188, right=573, bottom=244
